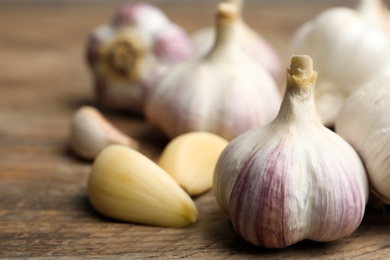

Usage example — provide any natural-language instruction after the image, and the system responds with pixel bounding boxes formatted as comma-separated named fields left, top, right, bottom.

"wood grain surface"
left=1, top=1, right=390, bottom=259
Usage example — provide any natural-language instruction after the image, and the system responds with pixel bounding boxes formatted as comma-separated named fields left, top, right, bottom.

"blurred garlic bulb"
left=292, top=6, right=390, bottom=126
left=86, top=2, right=193, bottom=113
left=336, top=77, right=390, bottom=204
left=214, top=55, right=369, bottom=248
left=356, top=0, right=390, bottom=34
left=192, top=0, right=283, bottom=81
left=145, top=2, right=282, bottom=141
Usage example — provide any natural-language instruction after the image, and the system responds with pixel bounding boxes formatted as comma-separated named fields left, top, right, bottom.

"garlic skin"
left=335, top=77, right=390, bottom=204
left=70, top=106, right=139, bottom=160
left=191, top=0, right=283, bottom=81
left=213, top=55, right=369, bottom=248
left=292, top=7, right=390, bottom=126
left=356, top=0, right=390, bottom=34
left=88, top=145, right=198, bottom=227
left=145, top=2, right=282, bottom=141
left=158, top=131, right=228, bottom=197
left=86, top=3, right=193, bottom=113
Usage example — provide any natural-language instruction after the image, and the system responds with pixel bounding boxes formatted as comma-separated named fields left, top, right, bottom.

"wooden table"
left=2, top=0, right=390, bottom=258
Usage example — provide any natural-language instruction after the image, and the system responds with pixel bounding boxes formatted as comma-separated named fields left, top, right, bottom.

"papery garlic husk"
left=356, top=0, right=390, bottom=34
left=158, top=131, right=228, bottom=197
left=191, top=0, right=283, bottom=81
left=292, top=6, right=390, bottom=126
left=70, top=106, right=139, bottom=160
left=88, top=145, right=198, bottom=227
left=213, top=55, right=369, bottom=248
left=335, top=76, right=390, bottom=204
left=145, top=2, right=282, bottom=141
left=86, top=2, right=193, bottom=113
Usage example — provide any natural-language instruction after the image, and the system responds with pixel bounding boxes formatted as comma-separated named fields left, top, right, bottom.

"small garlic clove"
left=70, top=106, right=138, bottom=160
left=87, top=145, right=198, bottom=227
left=158, top=132, right=228, bottom=197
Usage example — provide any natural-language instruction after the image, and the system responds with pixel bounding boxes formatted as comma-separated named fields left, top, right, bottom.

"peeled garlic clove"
left=214, top=55, right=369, bottom=248
left=191, top=0, right=282, bottom=81
left=146, top=2, right=282, bottom=141
left=292, top=6, right=390, bottom=126
left=70, top=106, right=138, bottom=160
left=88, top=145, right=198, bottom=227
left=335, top=77, right=390, bottom=204
left=86, top=2, right=193, bottom=113
left=158, top=131, right=228, bottom=197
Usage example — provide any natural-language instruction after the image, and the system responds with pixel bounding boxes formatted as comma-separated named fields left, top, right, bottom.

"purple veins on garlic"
left=191, top=0, right=283, bottom=82
left=145, top=2, right=282, bottom=141
left=86, top=2, right=193, bottom=114
left=213, top=55, right=369, bottom=248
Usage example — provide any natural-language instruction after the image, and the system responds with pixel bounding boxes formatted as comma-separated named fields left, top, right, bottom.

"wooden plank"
left=1, top=1, right=390, bottom=258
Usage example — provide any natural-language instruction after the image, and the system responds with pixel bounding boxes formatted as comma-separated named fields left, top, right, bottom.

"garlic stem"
left=206, top=3, right=239, bottom=60
left=277, top=55, right=318, bottom=123
left=226, top=0, right=243, bottom=13
left=289, top=55, right=313, bottom=79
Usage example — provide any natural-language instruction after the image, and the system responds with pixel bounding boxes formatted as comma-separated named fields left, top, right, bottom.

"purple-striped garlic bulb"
left=86, top=2, right=193, bottom=113
left=191, top=0, right=283, bottom=82
left=145, top=2, right=282, bottom=141
left=213, top=55, right=369, bottom=248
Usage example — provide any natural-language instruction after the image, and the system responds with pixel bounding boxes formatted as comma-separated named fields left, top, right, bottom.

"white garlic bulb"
left=292, top=6, right=390, bottom=126
left=335, top=77, right=390, bottom=204
left=191, top=0, right=283, bottom=81
left=214, top=55, right=369, bottom=248
left=145, top=2, right=282, bottom=141
left=86, top=2, right=193, bottom=113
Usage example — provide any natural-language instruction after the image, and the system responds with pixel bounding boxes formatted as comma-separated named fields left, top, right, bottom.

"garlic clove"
left=87, top=145, right=198, bottom=227
left=191, top=0, right=283, bottom=81
left=145, top=2, right=281, bottom=141
left=335, top=76, right=390, bottom=204
left=214, top=55, right=369, bottom=248
left=292, top=6, right=390, bottom=127
left=158, top=131, right=228, bottom=197
left=70, top=106, right=139, bottom=160
left=86, top=2, right=193, bottom=113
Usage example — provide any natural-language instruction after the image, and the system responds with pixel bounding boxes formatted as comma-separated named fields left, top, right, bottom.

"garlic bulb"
left=356, top=0, right=390, bottom=34
left=335, top=77, right=390, bottom=204
left=214, top=55, right=369, bottom=248
left=86, top=2, right=193, bottom=113
left=70, top=106, right=139, bottom=160
left=292, top=6, right=390, bottom=126
left=191, top=0, right=283, bottom=81
left=145, top=2, right=282, bottom=141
